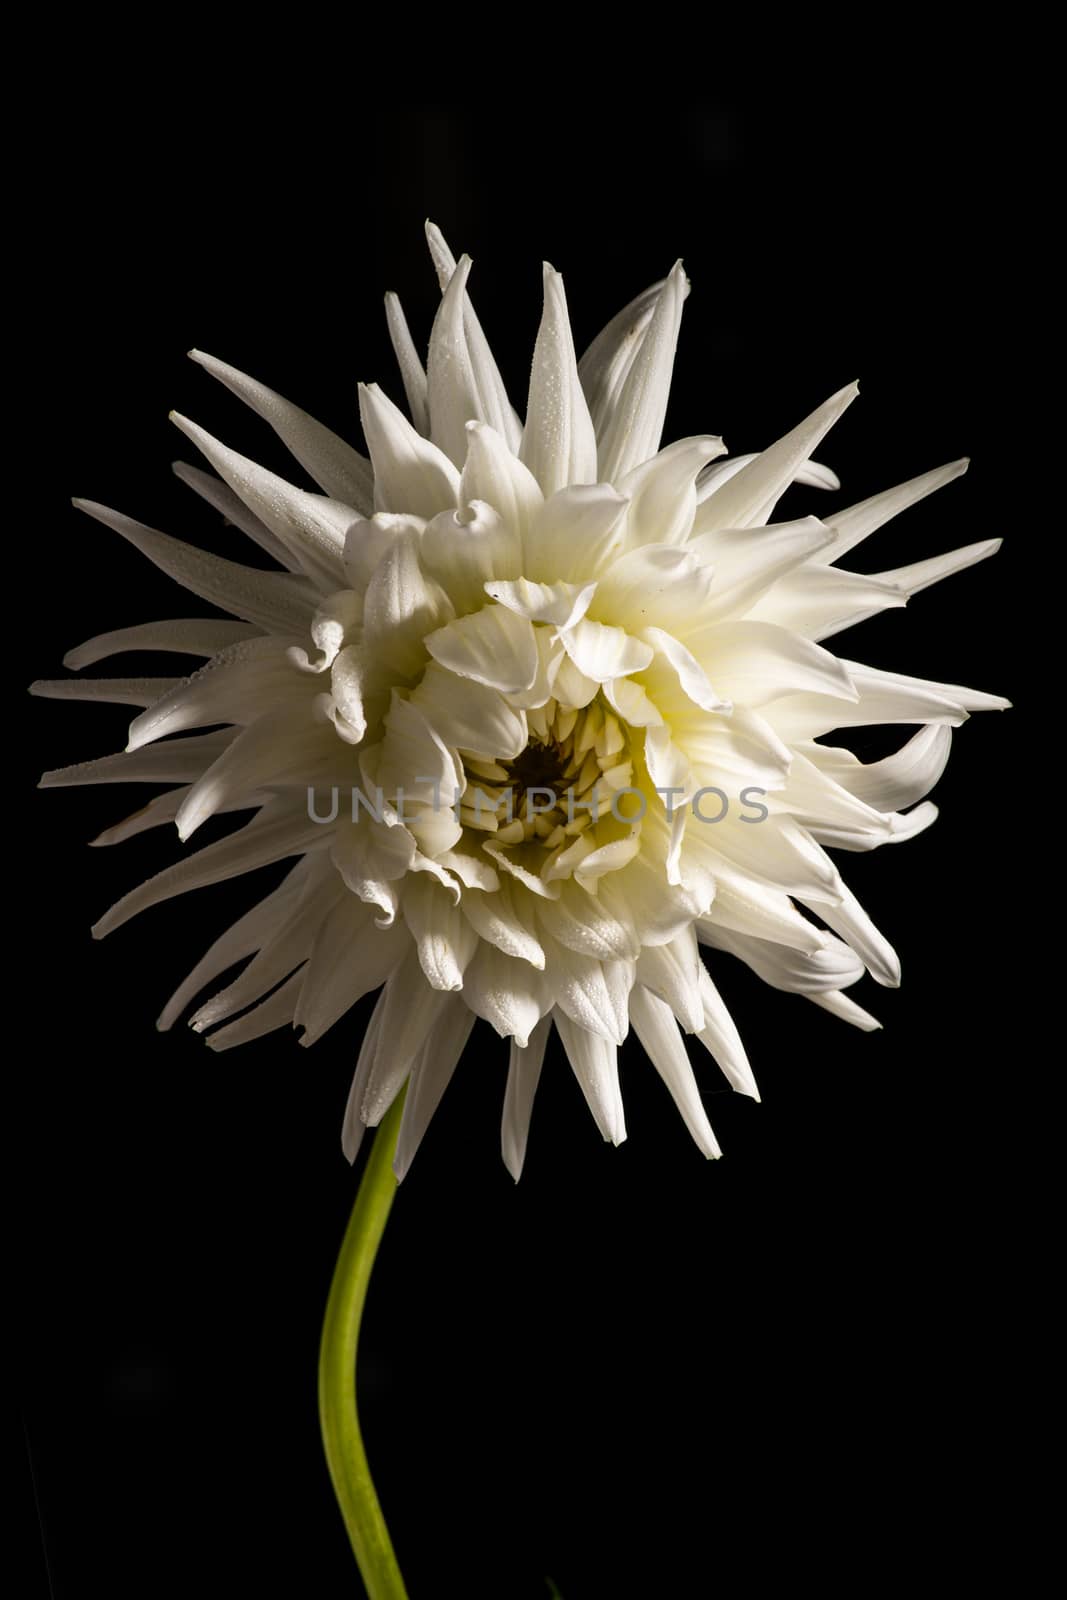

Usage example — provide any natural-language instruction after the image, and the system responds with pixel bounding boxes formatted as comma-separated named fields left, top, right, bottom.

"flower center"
left=459, top=694, right=634, bottom=849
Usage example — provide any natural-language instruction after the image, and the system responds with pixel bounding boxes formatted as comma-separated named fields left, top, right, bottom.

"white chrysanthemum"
left=34, top=224, right=1008, bottom=1180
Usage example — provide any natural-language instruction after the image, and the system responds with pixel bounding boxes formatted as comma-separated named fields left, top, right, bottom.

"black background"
left=21, top=65, right=1039, bottom=1599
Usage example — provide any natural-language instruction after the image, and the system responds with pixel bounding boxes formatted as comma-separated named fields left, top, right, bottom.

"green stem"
left=319, top=1091, right=409, bottom=1599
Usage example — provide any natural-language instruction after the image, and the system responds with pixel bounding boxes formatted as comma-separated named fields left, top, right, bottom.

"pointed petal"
left=188, top=349, right=373, bottom=512
left=596, top=262, right=688, bottom=481
left=687, top=620, right=857, bottom=707
left=524, top=483, right=629, bottom=585
left=39, top=730, right=237, bottom=790
left=819, top=458, right=969, bottom=563
left=872, top=538, right=1002, bottom=597
left=425, top=604, right=539, bottom=692
left=393, top=998, right=477, bottom=1179
left=362, top=528, right=454, bottom=678
left=175, top=710, right=339, bottom=841
left=71, top=500, right=316, bottom=634
left=170, top=414, right=351, bottom=588
left=693, top=383, right=859, bottom=534
left=629, top=985, right=720, bottom=1158
left=63, top=618, right=259, bottom=670
left=619, top=435, right=725, bottom=548
left=502, top=1015, right=551, bottom=1180
left=554, top=1010, right=626, bottom=1144
left=296, top=895, right=410, bottom=1045
left=402, top=872, right=479, bottom=991
left=807, top=989, right=882, bottom=1031
left=358, top=382, right=460, bottom=519
left=384, top=291, right=429, bottom=435
left=695, top=965, right=760, bottom=1099
left=424, top=222, right=522, bottom=451
left=30, top=676, right=180, bottom=707
left=559, top=617, right=652, bottom=681
left=172, top=461, right=302, bottom=571
left=460, top=940, right=551, bottom=1046
left=91, top=800, right=328, bottom=939
left=578, top=277, right=673, bottom=441
left=156, top=862, right=307, bottom=1030
left=800, top=725, right=952, bottom=811
left=124, top=637, right=313, bottom=752
left=520, top=263, right=598, bottom=496
left=459, top=421, right=544, bottom=536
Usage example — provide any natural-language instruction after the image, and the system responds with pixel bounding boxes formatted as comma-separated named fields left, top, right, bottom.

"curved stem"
left=319, top=1092, right=409, bottom=1599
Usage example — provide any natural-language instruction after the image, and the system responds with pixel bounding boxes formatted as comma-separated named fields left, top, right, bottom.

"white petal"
left=423, top=222, right=522, bottom=452
left=188, top=349, right=373, bottom=512
left=71, top=499, right=316, bottom=635
left=459, top=421, right=544, bottom=536
left=695, top=966, right=760, bottom=1099
left=125, top=637, right=313, bottom=752
left=747, top=563, right=907, bottom=641
left=596, top=261, right=688, bottom=481
left=635, top=930, right=705, bottom=1033
left=40, top=730, right=237, bottom=791
left=807, top=990, right=882, bottom=1031
left=361, top=947, right=458, bottom=1125
left=543, top=933, right=633, bottom=1046
left=578, top=277, right=665, bottom=441
left=590, top=544, right=715, bottom=635
left=502, top=1015, right=551, bottom=1181
left=172, top=461, right=302, bottom=571
left=425, top=605, right=539, bottom=693
left=358, top=381, right=460, bottom=519
left=30, top=676, right=180, bottom=708
left=384, top=291, right=429, bottom=435
left=801, top=725, right=952, bottom=811
left=426, top=255, right=490, bottom=467
left=799, top=884, right=900, bottom=988
left=462, top=882, right=546, bottom=968
left=156, top=862, right=307, bottom=1030
left=460, top=940, right=551, bottom=1046
left=419, top=501, right=524, bottom=615
left=484, top=577, right=596, bottom=630
left=91, top=799, right=329, bottom=939
left=393, top=999, right=477, bottom=1180
left=559, top=617, right=652, bottom=682
left=342, top=512, right=425, bottom=591
left=618, top=436, right=725, bottom=548
left=702, top=925, right=864, bottom=995
left=553, top=1010, right=626, bottom=1144
left=697, top=870, right=826, bottom=955
left=194, top=863, right=342, bottom=1029
left=520, top=263, right=598, bottom=496
left=402, top=872, right=478, bottom=992
left=175, top=710, right=341, bottom=841
left=687, top=620, right=857, bottom=707
left=629, top=986, right=720, bottom=1158
left=536, top=881, right=640, bottom=962
left=693, top=383, right=859, bottom=534
left=872, top=538, right=1002, bottom=597
left=204, top=970, right=304, bottom=1052
left=641, top=626, right=729, bottom=713
left=170, top=414, right=351, bottom=589
left=412, top=661, right=527, bottom=760
left=818, top=458, right=969, bottom=563
left=690, top=516, right=836, bottom=622
left=63, top=618, right=259, bottom=670
left=524, top=483, right=629, bottom=585
left=362, top=529, right=454, bottom=678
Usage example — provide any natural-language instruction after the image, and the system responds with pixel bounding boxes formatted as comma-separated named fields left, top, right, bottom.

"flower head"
left=34, top=223, right=1008, bottom=1179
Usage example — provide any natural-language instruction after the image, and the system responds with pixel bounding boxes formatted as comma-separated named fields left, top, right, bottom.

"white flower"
left=33, top=223, right=1008, bottom=1180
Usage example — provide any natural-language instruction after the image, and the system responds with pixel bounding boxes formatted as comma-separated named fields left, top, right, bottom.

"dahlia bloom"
left=34, top=223, right=1007, bottom=1180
